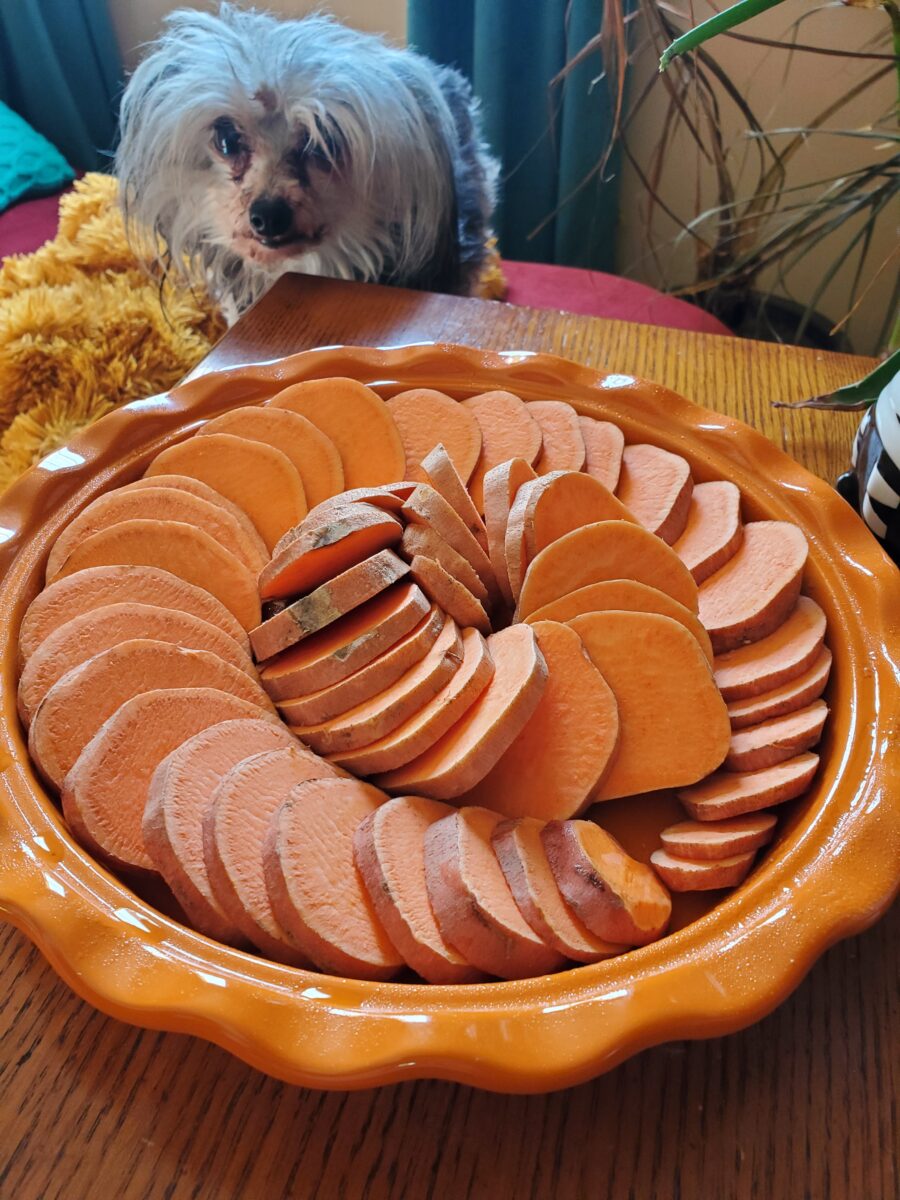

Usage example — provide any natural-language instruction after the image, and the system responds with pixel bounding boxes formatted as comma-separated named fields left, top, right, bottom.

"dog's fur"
left=116, top=4, right=499, bottom=319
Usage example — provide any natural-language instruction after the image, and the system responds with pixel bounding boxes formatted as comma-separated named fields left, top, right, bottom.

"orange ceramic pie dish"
left=0, top=344, right=897, bottom=1093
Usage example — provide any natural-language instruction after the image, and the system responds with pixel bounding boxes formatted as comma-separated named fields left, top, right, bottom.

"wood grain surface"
left=2, top=275, right=896, bottom=1200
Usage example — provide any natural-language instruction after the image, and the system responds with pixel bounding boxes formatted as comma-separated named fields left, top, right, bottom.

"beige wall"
left=110, top=1, right=406, bottom=71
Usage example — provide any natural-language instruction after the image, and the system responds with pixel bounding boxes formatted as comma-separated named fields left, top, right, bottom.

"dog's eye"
left=212, top=119, right=246, bottom=159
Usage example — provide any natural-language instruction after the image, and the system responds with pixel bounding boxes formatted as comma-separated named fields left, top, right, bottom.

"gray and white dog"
left=116, top=4, right=499, bottom=320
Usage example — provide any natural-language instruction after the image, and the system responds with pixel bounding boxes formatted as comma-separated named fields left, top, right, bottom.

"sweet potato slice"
left=460, top=621, right=619, bottom=820
left=423, top=806, right=564, bottom=979
left=524, top=579, right=713, bottom=664
left=121, top=474, right=270, bottom=563
left=146, top=432, right=307, bottom=551
left=419, top=443, right=489, bottom=552
left=402, top=483, right=498, bottom=602
left=354, top=796, right=483, bottom=983
left=570, top=610, right=730, bottom=799
left=51, top=519, right=261, bottom=630
left=61, top=688, right=271, bottom=874
left=492, top=817, right=626, bottom=963
left=198, top=405, right=343, bottom=508
left=30, top=640, right=273, bottom=789
left=462, top=391, right=543, bottom=512
left=517, top=521, right=699, bottom=619
left=143, top=717, right=297, bottom=942
left=18, top=602, right=255, bottom=727
left=46, top=486, right=268, bottom=583
left=527, top=401, right=586, bottom=473
left=330, top=627, right=493, bottom=775
left=672, top=481, right=743, bottom=584
left=264, top=776, right=402, bottom=979
left=408, top=555, right=491, bottom=636
left=541, top=819, right=672, bottom=945
left=290, top=619, right=463, bottom=753
left=678, top=752, right=820, bottom=821
left=506, top=472, right=636, bottom=602
left=374, top=623, right=548, bottom=799
left=249, top=549, right=409, bottom=661
left=385, top=390, right=482, bottom=483
left=660, top=814, right=777, bottom=861
left=259, top=582, right=429, bottom=700
left=579, top=417, right=624, bottom=491
left=699, top=521, right=809, bottom=653
left=615, top=443, right=693, bottom=545
left=266, top=377, right=406, bottom=488
left=650, top=847, right=756, bottom=892
left=304, top=482, right=416, bottom=525
left=277, top=603, right=445, bottom=726
left=727, top=646, right=832, bottom=728
left=205, top=744, right=340, bottom=964
left=483, top=457, right=537, bottom=607
left=258, top=504, right=403, bottom=601
left=725, top=700, right=827, bottom=772
left=713, top=596, right=826, bottom=700
left=399, top=525, right=489, bottom=605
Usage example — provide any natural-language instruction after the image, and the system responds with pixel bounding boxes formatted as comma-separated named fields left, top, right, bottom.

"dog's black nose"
left=248, top=196, right=293, bottom=240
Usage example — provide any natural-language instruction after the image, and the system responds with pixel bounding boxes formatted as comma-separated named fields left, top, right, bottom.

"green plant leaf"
left=773, top=349, right=900, bottom=409
left=659, top=0, right=790, bottom=71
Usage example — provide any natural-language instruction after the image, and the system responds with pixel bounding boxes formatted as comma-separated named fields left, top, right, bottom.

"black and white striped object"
left=844, top=373, right=900, bottom=564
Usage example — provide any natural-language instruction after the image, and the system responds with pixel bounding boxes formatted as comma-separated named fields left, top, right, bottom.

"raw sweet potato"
left=678, top=752, right=820, bottom=821
left=660, top=814, right=776, bottom=860
left=205, top=744, right=341, bottom=963
left=726, top=646, right=831, bottom=728
left=462, top=391, right=543, bottom=512
left=649, top=847, right=756, bottom=892
left=143, top=717, right=297, bottom=941
left=524, top=578, right=714, bottom=664
left=290, top=619, right=463, bottom=754
left=51, top=519, right=261, bottom=630
left=402, top=483, right=498, bottom=602
left=408, top=554, right=491, bottom=636
left=492, top=817, right=626, bottom=963
left=615, top=444, right=694, bottom=545
left=460, top=621, right=619, bottom=820
left=385, top=390, right=482, bottom=482
left=672, top=481, right=743, bottom=584
left=399, top=525, right=489, bottom=605
left=419, top=443, right=489, bottom=553
left=482, top=457, right=537, bottom=607
left=423, top=806, right=565, bottom=979
left=266, top=377, right=406, bottom=488
left=353, top=796, right=483, bottom=983
left=46, top=486, right=268, bottom=583
left=330, top=627, right=493, bottom=774
left=17, top=602, right=255, bottom=726
left=516, top=521, right=699, bottom=619
left=713, top=596, right=826, bottom=700
left=259, top=582, right=429, bottom=700
left=263, top=776, right=403, bottom=979
left=373, top=623, right=548, bottom=799
left=61, top=688, right=272, bottom=873
left=29, top=639, right=273, bottom=788
left=725, top=700, right=827, bottom=772
left=527, top=401, right=586, bottom=473
left=146, top=432, right=307, bottom=551
left=258, top=503, right=403, bottom=601
left=198, top=405, right=344, bottom=508
left=249, top=549, right=410, bottom=661
left=18, top=565, right=250, bottom=667
left=698, top=521, right=809, bottom=653
left=579, top=417, right=624, bottom=491
left=541, top=819, right=672, bottom=945
left=277, top=603, right=445, bottom=726
left=569, top=610, right=730, bottom=799
left=303, top=482, right=416, bottom=525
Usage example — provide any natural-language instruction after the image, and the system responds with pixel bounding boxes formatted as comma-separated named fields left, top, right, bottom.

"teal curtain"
left=408, top=0, right=621, bottom=271
left=0, top=0, right=123, bottom=171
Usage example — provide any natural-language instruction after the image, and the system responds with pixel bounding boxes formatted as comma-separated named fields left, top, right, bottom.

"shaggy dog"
left=115, top=4, right=499, bottom=321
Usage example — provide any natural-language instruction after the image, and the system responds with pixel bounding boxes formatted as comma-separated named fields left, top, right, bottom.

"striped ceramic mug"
left=837, top=370, right=900, bottom=565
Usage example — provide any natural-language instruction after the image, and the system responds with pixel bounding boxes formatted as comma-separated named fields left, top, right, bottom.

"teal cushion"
left=0, top=100, right=75, bottom=213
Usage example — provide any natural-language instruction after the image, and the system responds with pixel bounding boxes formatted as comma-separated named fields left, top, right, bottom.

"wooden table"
left=2, top=276, right=896, bottom=1200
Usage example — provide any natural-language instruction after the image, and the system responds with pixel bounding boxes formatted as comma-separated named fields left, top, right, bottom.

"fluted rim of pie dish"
left=0, top=343, right=897, bottom=1093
